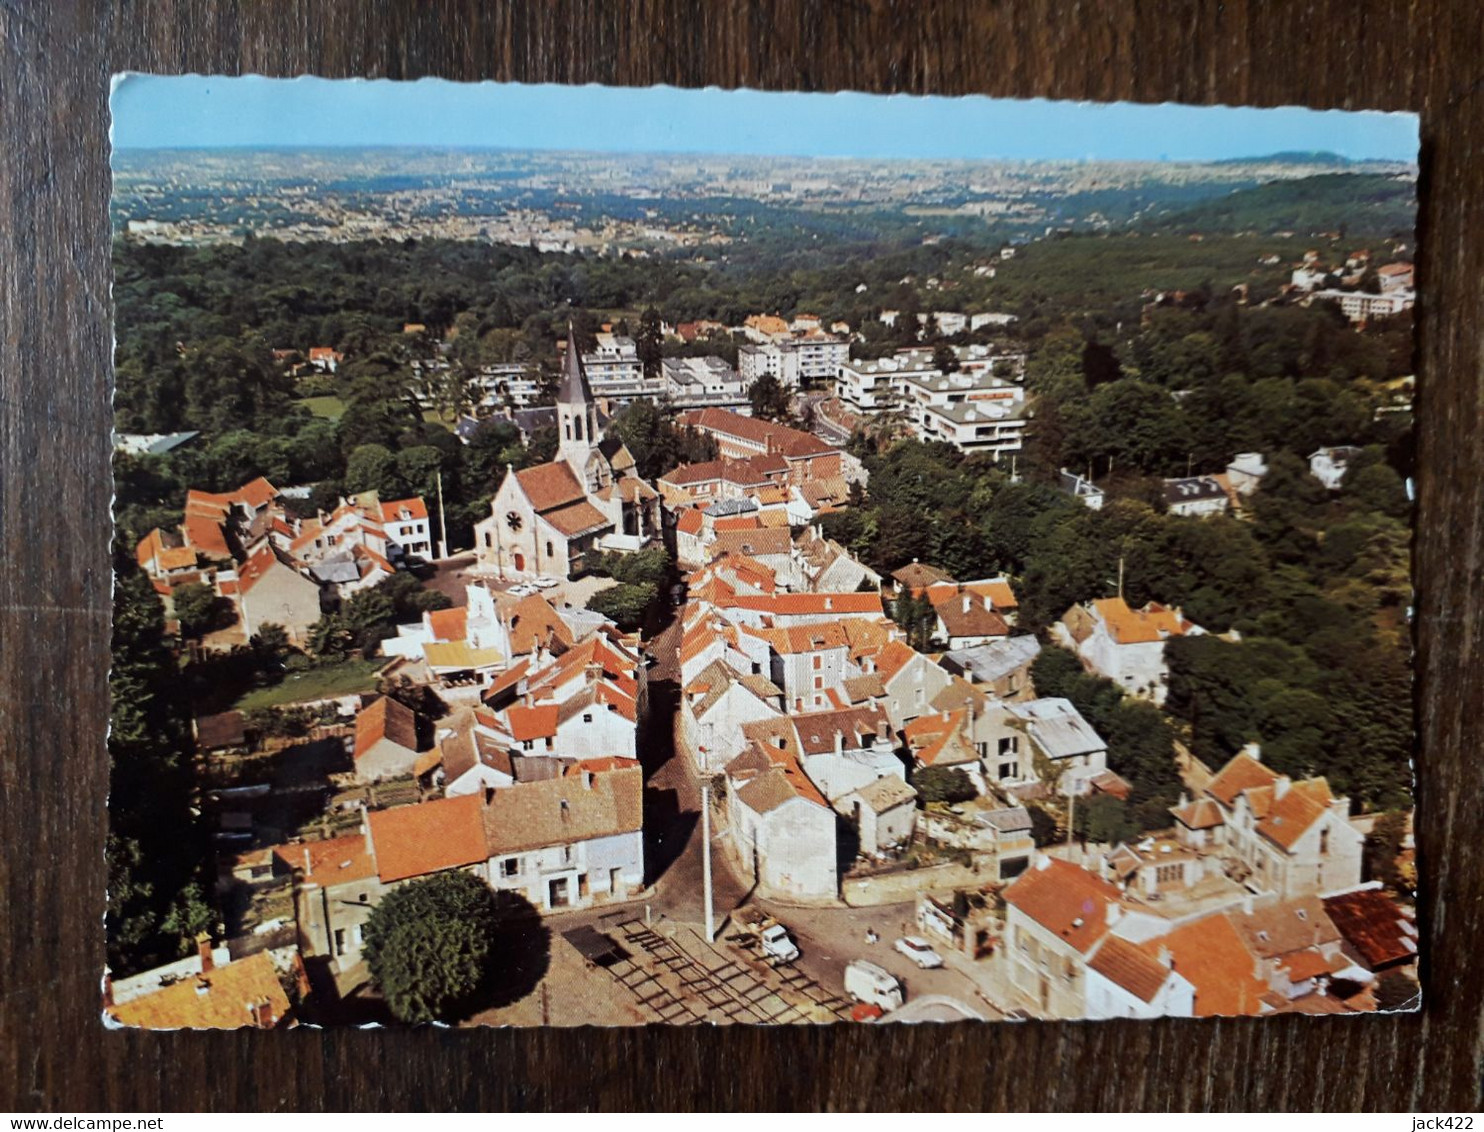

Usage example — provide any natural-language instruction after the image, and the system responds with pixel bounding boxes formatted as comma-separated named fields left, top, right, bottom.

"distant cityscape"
left=112, top=146, right=1415, bottom=250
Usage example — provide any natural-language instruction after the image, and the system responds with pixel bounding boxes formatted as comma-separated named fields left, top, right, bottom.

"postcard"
left=105, top=76, right=1418, bottom=1027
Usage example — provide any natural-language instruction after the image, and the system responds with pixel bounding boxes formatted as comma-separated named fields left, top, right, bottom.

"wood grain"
left=2, top=0, right=1480, bottom=1111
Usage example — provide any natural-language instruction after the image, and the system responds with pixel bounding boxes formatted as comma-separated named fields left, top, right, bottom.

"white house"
left=482, top=763, right=645, bottom=911
left=1053, top=597, right=1205, bottom=706
left=1083, top=935, right=1196, bottom=1020
left=1225, top=452, right=1268, bottom=497
left=679, top=659, right=784, bottom=773
left=1309, top=446, right=1363, bottom=490
left=724, top=736, right=839, bottom=900
left=1059, top=469, right=1106, bottom=510
left=1163, top=476, right=1231, bottom=518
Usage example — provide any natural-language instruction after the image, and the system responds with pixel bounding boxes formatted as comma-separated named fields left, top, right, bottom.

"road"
left=638, top=600, right=752, bottom=926
left=751, top=897, right=1005, bottom=1019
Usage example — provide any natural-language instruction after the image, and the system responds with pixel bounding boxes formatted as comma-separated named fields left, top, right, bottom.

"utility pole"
left=1066, top=785, right=1076, bottom=861
left=702, top=778, right=715, bottom=941
left=435, top=469, right=449, bottom=560
left=1117, top=555, right=1125, bottom=601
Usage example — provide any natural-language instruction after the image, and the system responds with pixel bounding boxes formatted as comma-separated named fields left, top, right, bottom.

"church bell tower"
left=556, top=324, right=602, bottom=474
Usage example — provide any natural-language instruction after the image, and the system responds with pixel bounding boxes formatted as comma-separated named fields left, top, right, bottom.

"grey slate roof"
left=557, top=326, right=595, bottom=405
left=1009, top=697, right=1107, bottom=761
left=941, top=636, right=1042, bottom=684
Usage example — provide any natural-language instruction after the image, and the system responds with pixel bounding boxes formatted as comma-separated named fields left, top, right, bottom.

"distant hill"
left=1212, top=151, right=1357, bottom=167
left=1136, top=172, right=1416, bottom=237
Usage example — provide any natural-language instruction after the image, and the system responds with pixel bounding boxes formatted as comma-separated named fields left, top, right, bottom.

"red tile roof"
left=1206, top=752, right=1281, bottom=807
left=677, top=407, right=834, bottom=460
left=271, top=833, right=376, bottom=886
left=1256, top=779, right=1334, bottom=850
left=108, top=951, right=291, bottom=1030
left=1091, top=597, right=1196, bottom=645
left=515, top=461, right=587, bottom=513
left=1139, top=916, right=1266, bottom=1017
left=353, top=696, right=421, bottom=761
left=427, top=606, right=468, bottom=642
left=507, top=703, right=559, bottom=741
left=381, top=497, right=429, bottom=522
left=1088, top=935, right=1175, bottom=1003
left=368, top=794, right=488, bottom=884
left=1003, top=857, right=1124, bottom=955
left=1322, top=889, right=1418, bottom=969
left=545, top=499, right=612, bottom=538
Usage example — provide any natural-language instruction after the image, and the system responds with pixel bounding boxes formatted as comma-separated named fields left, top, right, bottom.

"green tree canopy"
left=362, top=871, right=506, bottom=1023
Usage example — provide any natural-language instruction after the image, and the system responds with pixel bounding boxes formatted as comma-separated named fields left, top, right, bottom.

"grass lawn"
left=298, top=395, right=348, bottom=420
left=235, top=657, right=382, bottom=710
left=421, top=408, right=456, bottom=432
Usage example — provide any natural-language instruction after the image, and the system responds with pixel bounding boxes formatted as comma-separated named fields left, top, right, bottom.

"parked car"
left=534, top=575, right=560, bottom=589
left=507, top=583, right=536, bottom=597
left=731, top=906, right=800, bottom=963
left=893, top=936, right=944, bottom=969
left=844, top=960, right=904, bottom=1012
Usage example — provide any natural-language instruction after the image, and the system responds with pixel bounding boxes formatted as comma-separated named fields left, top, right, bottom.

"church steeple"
left=557, top=324, right=595, bottom=405
left=556, top=323, right=602, bottom=472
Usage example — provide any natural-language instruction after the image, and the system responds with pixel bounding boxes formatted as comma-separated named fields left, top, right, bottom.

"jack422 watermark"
left=1413, top=1120, right=1475, bottom=1130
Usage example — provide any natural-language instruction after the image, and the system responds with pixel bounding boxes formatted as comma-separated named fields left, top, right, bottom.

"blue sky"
left=111, top=75, right=1418, bottom=164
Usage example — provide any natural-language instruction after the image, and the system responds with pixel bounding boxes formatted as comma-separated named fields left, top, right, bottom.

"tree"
left=1073, top=794, right=1139, bottom=846
left=931, top=343, right=960, bottom=374
left=1364, top=810, right=1411, bottom=893
left=587, top=582, right=657, bottom=632
left=748, top=372, right=792, bottom=423
left=912, top=766, right=977, bottom=805
left=172, top=581, right=231, bottom=639
left=249, top=623, right=292, bottom=674
left=108, top=563, right=212, bottom=974
left=635, top=307, right=664, bottom=382
left=344, top=443, right=404, bottom=498
left=362, top=872, right=507, bottom=1023
left=607, top=399, right=716, bottom=480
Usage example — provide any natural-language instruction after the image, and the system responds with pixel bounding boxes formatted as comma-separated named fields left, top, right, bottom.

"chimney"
left=1157, top=944, right=1174, bottom=969
left=834, top=729, right=844, bottom=756
left=962, top=594, right=972, bottom=614
left=1274, top=777, right=1291, bottom=800
left=102, top=968, right=115, bottom=1009
left=302, top=847, right=312, bottom=875
left=194, top=977, right=211, bottom=997
left=196, top=932, right=214, bottom=973
left=583, top=771, right=595, bottom=790
left=824, top=596, right=833, bottom=611
left=1106, top=902, right=1122, bottom=926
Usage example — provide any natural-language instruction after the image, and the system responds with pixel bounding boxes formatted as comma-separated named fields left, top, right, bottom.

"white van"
left=844, top=960, right=904, bottom=1012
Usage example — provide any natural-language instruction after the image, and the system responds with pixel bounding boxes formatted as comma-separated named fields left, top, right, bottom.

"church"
left=474, top=331, right=661, bottom=579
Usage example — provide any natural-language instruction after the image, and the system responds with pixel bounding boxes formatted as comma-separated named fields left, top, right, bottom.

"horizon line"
left=111, top=141, right=1418, bottom=169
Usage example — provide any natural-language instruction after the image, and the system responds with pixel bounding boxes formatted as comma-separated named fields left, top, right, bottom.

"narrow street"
left=636, top=597, right=1005, bottom=1018
left=638, top=599, right=751, bottom=926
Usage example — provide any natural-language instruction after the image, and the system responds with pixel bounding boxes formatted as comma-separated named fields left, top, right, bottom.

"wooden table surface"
left=2, top=1, right=1480, bottom=1112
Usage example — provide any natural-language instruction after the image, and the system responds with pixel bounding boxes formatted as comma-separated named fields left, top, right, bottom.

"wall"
left=842, top=859, right=990, bottom=907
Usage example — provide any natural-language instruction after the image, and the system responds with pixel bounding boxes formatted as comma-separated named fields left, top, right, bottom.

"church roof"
left=557, top=326, right=594, bottom=405
left=515, top=461, right=587, bottom=513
